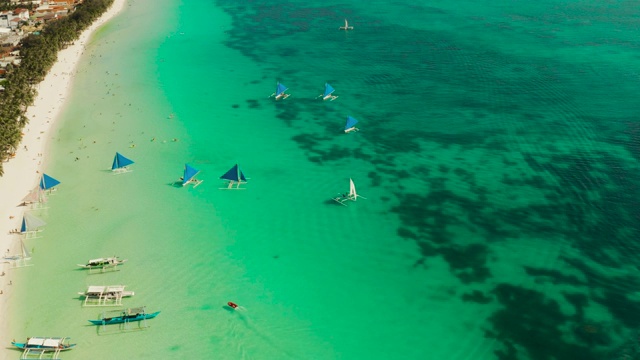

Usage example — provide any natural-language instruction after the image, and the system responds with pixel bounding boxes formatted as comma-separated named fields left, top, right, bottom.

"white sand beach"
left=0, top=0, right=126, bottom=347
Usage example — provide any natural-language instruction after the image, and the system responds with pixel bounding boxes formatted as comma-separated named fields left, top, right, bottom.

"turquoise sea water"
left=5, top=0, right=640, bottom=359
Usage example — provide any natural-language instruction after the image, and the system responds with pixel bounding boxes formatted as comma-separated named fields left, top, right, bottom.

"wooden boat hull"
left=89, top=311, right=160, bottom=325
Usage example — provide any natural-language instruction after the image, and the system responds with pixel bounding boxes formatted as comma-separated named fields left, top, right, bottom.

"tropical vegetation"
left=0, top=0, right=113, bottom=175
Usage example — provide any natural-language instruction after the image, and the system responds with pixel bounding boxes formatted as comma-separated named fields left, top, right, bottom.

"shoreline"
left=0, top=0, right=126, bottom=348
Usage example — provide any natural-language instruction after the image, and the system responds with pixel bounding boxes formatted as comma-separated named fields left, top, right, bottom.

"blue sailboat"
left=220, top=164, right=247, bottom=189
left=39, top=173, right=60, bottom=192
left=344, top=116, right=359, bottom=133
left=271, top=82, right=290, bottom=100
left=111, top=152, right=134, bottom=173
left=181, top=164, right=203, bottom=187
left=319, top=83, right=338, bottom=101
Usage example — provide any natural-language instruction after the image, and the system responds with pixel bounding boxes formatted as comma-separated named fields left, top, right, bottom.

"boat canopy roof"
left=126, top=306, right=146, bottom=314
left=86, top=285, right=125, bottom=294
left=27, top=338, right=64, bottom=347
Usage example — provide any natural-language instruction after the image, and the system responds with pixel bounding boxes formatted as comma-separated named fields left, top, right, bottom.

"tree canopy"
left=0, top=0, right=114, bottom=175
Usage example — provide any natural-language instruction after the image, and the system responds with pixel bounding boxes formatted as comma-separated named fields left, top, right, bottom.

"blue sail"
left=276, top=82, right=288, bottom=96
left=112, top=152, right=134, bottom=170
left=323, top=83, right=335, bottom=98
left=345, top=116, right=359, bottom=130
left=39, top=173, right=60, bottom=190
left=183, top=164, right=200, bottom=185
left=220, top=164, right=246, bottom=182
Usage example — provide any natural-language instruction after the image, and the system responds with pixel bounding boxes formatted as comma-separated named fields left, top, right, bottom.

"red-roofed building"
left=13, top=9, right=30, bottom=21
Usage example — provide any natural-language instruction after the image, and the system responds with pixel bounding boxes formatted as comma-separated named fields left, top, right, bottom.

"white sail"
left=349, top=178, right=357, bottom=199
left=20, top=239, right=31, bottom=259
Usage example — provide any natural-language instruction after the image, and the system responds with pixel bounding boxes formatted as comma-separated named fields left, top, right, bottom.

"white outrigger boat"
left=78, top=257, right=127, bottom=273
left=11, top=337, right=76, bottom=359
left=333, top=178, right=366, bottom=206
left=339, top=19, right=354, bottom=30
left=78, top=285, right=134, bottom=307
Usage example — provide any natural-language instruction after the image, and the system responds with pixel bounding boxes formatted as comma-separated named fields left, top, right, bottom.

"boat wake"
left=235, top=312, right=300, bottom=359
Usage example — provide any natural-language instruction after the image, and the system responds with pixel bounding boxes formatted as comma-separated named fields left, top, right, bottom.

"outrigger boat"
left=180, top=164, right=203, bottom=187
left=270, top=82, right=290, bottom=100
left=78, top=257, right=127, bottom=273
left=3, top=238, right=32, bottom=268
left=39, top=173, right=60, bottom=194
left=111, top=152, right=134, bottom=174
left=319, top=83, right=338, bottom=101
left=344, top=116, right=359, bottom=133
left=333, top=178, right=366, bottom=206
left=339, top=19, right=354, bottom=30
left=89, top=306, right=160, bottom=326
left=12, top=337, right=75, bottom=359
left=79, top=285, right=134, bottom=307
left=219, top=164, right=247, bottom=189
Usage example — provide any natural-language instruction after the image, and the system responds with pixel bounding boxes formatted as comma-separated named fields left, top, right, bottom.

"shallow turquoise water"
left=6, top=0, right=640, bottom=359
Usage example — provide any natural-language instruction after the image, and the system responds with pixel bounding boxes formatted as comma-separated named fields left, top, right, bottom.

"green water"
left=6, top=0, right=640, bottom=359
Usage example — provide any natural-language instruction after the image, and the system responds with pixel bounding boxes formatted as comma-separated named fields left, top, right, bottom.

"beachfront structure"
left=79, top=285, right=134, bottom=307
left=0, top=8, right=29, bottom=30
left=219, top=164, right=247, bottom=189
left=111, top=152, right=134, bottom=173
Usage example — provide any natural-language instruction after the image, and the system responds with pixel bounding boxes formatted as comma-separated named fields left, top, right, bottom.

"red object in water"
left=228, top=301, right=238, bottom=309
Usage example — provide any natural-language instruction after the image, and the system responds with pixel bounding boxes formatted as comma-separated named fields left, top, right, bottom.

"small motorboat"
left=227, top=301, right=239, bottom=309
